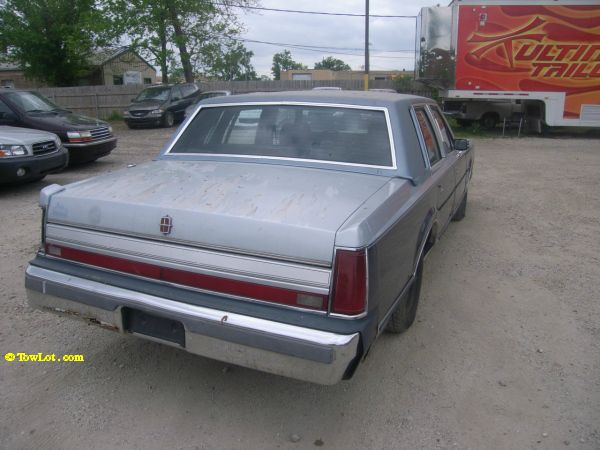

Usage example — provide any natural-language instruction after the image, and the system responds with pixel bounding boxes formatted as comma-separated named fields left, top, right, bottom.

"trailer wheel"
left=481, top=113, right=498, bottom=130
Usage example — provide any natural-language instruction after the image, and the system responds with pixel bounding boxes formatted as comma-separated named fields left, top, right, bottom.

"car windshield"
left=5, top=91, right=62, bottom=113
left=169, top=104, right=393, bottom=167
left=134, top=87, right=171, bottom=102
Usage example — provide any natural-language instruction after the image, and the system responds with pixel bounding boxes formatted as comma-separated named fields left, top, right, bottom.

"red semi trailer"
left=416, top=0, right=600, bottom=129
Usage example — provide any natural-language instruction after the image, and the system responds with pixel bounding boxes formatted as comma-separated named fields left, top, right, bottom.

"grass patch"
left=105, top=110, right=124, bottom=122
left=446, top=117, right=498, bottom=138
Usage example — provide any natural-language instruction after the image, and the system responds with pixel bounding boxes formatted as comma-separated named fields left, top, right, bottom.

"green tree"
left=394, top=74, right=413, bottom=93
left=112, top=0, right=256, bottom=83
left=201, top=41, right=258, bottom=81
left=314, top=56, right=351, bottom=71
left=271, top=50, right=306, bottom=80
left=0, top=0, right=117, bottom=86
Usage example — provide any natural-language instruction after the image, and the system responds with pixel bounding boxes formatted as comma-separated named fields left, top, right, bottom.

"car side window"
left=172, top=86, right=183, bottom=100
left=0, top=98, right=13, bottom=115
left=429, top=107, right=454, bottom=155
left=182, top=84, right=198, bottom=98
left=414, top=107, right=442, bottom=166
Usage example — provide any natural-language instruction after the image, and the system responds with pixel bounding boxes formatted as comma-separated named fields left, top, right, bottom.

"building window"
left=374, top=76, right=386, bottom=81
left=143, top=78, right=152, bottom=84
left=113, top=75, right=123, bottom=85
left=292, top=73, right=312, bottom=81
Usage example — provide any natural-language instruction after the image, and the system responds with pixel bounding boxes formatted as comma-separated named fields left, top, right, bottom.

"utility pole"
left=364, top=0, right=370, bottom=91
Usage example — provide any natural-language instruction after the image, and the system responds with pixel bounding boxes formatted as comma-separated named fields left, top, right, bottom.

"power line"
left=239, top=37, right=413, bottom=53
left=213, top=2, right=417, bottom=18
left=236, top=37, right=414, bottom=59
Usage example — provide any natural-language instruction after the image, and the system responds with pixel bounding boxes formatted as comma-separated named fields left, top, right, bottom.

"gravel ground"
left=1, top=123, right=598, bottom=450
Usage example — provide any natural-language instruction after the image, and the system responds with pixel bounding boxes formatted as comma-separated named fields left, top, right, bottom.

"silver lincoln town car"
left=25, top=91, right=474, bottom=384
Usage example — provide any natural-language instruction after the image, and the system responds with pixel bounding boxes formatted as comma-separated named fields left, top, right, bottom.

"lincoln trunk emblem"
left=160, top=215, right=173, bottom=235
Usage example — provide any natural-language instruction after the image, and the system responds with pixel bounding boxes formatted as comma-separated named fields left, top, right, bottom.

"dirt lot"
left=1, top=123, right=598, bottom=450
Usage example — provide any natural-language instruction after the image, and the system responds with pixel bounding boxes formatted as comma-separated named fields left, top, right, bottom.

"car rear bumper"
left=63, top=137, right=117, bottom=164
left=0, top=149, right=68, bottom=184
left=25, top=265, right=360, bottom=385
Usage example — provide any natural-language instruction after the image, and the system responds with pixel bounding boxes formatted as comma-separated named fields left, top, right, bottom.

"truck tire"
left=386, top=260, right=423, bottom=334
left=163, top=111, right=175, bottom=128
left=480, top=113, right=498, bottom=130
left=452, top=191, right=467, bottom=222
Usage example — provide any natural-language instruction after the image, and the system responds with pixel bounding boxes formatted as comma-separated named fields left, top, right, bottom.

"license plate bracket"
left=122, top=308, right=185, bottom=347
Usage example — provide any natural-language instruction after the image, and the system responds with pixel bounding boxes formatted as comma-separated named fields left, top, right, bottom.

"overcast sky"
left=235, top=0, right=442, bottom=77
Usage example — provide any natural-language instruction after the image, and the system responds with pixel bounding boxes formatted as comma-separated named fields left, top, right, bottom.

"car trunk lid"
left=46, top=160, right=390, bottom=265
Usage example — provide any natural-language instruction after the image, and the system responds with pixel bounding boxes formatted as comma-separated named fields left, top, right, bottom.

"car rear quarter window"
left=169, top=104, right=394, bottom=168
left=414, top=107, right=441, bottom=166
left=429, top=107, right=453, bottom=155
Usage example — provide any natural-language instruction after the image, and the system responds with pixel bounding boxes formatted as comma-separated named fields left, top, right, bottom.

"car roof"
left=199, top=90, right=433, bottom=108
left=200, top=90, right=231, bottom=94
left=143, top=83, right=194, bottom=89
left=0, top=88, right=36, bottom=94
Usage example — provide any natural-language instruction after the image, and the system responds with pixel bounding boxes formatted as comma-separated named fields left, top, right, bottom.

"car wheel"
left=163, top=111, right=175, bottom=128
left=386, top=259, right=423, bottom=334
left=480, top=113, right=498, bottom=130
left=452, top=191, right=467, bottom=222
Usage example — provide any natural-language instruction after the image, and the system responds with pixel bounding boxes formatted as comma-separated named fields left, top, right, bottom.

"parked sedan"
left=0, top=89, right=116, bottom=165
left=123, top=83, right=199, bottom=128
left=26, top=91, right=473, bottom=384
left=0, top=126, right=68, bottom=184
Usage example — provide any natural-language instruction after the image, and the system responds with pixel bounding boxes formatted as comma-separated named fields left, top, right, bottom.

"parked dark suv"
left=123, top=83, right=199, bottom=128
left=0, top=89, right=116, bottom=165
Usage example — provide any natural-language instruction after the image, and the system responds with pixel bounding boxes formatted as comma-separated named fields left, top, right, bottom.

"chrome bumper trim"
left=25, top=265, right=359, bottom=385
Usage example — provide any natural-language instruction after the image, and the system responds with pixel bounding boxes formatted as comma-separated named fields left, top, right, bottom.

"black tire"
left=386, top=260, right=423, bottom=334
left=163, top=111, right=175, bottom=128
left=452, top=191, right=467, bottom=222
left=480, top=113, right=498, bottom=130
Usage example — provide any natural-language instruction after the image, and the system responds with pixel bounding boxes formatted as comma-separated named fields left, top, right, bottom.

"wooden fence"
left=37, top=80, right=435, bottom=120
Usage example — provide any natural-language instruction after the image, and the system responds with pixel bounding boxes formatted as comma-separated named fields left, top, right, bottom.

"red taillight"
left=331, top=248, right=367, bottom=316
left=45, top=244, right=328, bottom=311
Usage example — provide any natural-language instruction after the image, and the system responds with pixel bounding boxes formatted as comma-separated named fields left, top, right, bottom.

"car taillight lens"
left=44, top=244, right=329, bottom=311
left=331, top=248, right=367, bottom=316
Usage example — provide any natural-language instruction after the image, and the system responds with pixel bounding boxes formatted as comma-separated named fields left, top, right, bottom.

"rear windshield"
left=169, top=104, right=393, bottom=167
